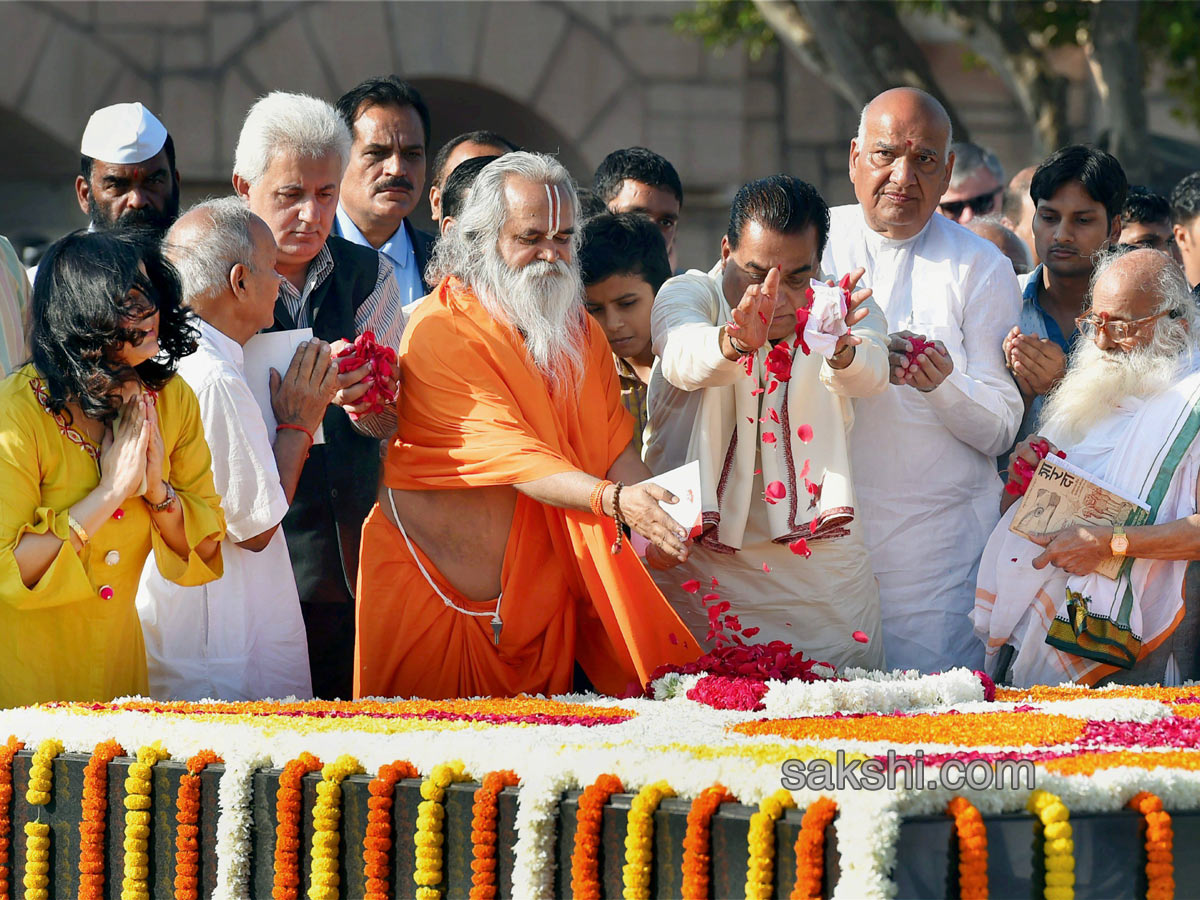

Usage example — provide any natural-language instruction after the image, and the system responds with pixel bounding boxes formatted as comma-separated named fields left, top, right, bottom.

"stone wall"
left=0, top=1, right=1195, bottom=269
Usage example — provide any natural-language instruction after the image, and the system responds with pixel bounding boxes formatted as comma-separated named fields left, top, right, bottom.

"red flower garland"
left=570, top=773, right=624, bottom=900
left=0, top=736, right=24, bottom=900
left=681, top=784, right=733, bottom=899
left=947, top=797, right=988, bottom=899
left=78, top=739, right=124, bottom=900
left=173, top=750, right=222, bottom=900
left=1128, top=791, right=1174, bottom=900
left=790, top=796, right=837, bottom=900
left=363, top=760, right=420, bottom=900
left=469, top=769, right=519, bottom=900
left=272, top=751, right=323, bottom=900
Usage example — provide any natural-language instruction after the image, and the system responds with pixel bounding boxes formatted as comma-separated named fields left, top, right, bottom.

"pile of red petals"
left=334, top=330, right=397, bottom=419
left=764, top=341, right=793, bottom=382
left=686, top=675, right=769, bottom=711
left=1004, top=438, right=1067, bottom=497
left=903, top=336, right=935, bottom=368
left=645, top=639, right=834, bottom=698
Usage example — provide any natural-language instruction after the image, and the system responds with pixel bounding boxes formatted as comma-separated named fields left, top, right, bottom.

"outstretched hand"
left=726, top=266, right=780, bottom=353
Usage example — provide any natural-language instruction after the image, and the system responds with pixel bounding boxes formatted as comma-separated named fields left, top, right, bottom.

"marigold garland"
left=22, top=737, right=63, bottom=900
left=273, top=752, right=323, bottom=900
left=415, top=760, right=470, bottom=900
left=681, top=784, right=732, bottom=900
left=947, top=797, right=988, bottom=900
left=78, top=739, right=125, bottom=900
left=1127, top=791, right=1174, bottom=900
left=731, top=710, right=1084, bottom=747
left=308, top=754, right=365, bottom=900
left=571, top=773, right=625, bottom=900
left=122, top=742, right=170, bottom=900
left=415, top=763, right=470, bottom=900
left=746, top=788, right=796, bottom=900
left=363, top=760, right=419, bottom=900
left=1028, top=789, right=1074, bottom=900
left=0, top=736, right=25, bottom=900
left=173, top=749, right=221, bottom=900
left=622, top=780, right=676, bottom=900
left=469, top=769, right=519, bottom=900
left=790, top=796, right=837, bottom=900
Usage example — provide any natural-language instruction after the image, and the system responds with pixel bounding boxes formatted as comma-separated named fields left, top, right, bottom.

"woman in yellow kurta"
left=0, top=231, right=225, bottom=708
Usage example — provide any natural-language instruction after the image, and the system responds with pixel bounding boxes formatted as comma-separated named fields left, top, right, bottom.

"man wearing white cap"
left=76, top=102, right=180, bottom=234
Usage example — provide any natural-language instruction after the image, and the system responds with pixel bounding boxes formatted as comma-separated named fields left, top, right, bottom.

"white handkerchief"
left=803, top=279, right=849, bottom=359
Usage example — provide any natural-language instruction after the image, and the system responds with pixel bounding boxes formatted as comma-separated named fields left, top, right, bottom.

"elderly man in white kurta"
left=136, top=199, right=334, bottom=700
left=820, top=88, right=1023, bottom=673
left=646, top=175, right=889, bottom=669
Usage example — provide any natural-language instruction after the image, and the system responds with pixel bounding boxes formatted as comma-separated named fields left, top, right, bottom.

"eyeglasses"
left=1075, top=308, right=1180, bottom=344
left=938, top=187, right=1001, bottom=219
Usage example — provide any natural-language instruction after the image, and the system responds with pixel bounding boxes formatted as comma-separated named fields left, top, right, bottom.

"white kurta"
left=136, top=320, right=312, bottom=700
left=646, top=263, right=887, bottom=669
left=821, top=205, right=1023, bottom=673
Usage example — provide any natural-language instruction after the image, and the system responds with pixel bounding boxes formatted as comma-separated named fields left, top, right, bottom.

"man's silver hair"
left=233, top=91, right=351, bottom=185
left=855, top=95, right=953, bottom=161
left=948, top=142, right=1004, bottom=190
left=166, top=197, right=260, bottom=303
left=1040, top=248, right=1200, bottom=445
left=426, top=151, right=587, bottom=389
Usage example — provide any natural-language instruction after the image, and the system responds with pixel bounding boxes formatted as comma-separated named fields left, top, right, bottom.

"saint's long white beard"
left=1040, top=339, right=1182, bottom=447
left=475, top=256, right=586, bottom=390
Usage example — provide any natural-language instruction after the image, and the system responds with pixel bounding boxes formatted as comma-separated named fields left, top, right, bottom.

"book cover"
left=1009, top=455, right=1150, bottom=579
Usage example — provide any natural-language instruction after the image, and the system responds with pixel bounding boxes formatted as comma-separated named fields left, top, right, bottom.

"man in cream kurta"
left=820, top=88, right=1023, bottom=673
left=646, top=175, right=889, bottom=669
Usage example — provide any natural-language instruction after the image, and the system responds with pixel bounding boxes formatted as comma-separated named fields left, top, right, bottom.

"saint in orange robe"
left=354, top=277, right=700, bottom=699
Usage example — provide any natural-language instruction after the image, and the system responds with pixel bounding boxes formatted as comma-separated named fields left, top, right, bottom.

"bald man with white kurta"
left=820, top=88, right=1022, bottom=673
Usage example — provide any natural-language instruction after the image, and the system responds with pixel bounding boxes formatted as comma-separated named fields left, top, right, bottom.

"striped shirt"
left=276, top=242, right=406, bottom=351
left=0, top=237, right=30, bottom=376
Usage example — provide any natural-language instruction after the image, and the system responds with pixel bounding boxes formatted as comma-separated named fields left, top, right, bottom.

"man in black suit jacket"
left=334, top=77, right=436, bottom=304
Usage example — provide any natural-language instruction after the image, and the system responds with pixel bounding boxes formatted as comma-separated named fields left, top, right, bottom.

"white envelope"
left=242, top=329, right=326, bottom=445
left=629, top=460, right=703, bottom=557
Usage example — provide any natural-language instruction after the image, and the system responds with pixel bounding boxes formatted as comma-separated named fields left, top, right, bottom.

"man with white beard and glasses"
left=976, top=249, right=1200, bottom=687
left=354, top=152, right=699, bottom=700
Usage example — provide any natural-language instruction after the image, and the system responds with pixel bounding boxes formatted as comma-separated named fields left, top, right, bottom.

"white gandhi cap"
left=80, top=102, right=168, bottom=165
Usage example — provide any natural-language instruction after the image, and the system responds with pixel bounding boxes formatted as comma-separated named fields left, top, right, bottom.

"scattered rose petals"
left=702, top=592, right=720, bottom=603
left=747, top=416, right=756, bottom=424
left=765, top=342, right=793, bottom=382
left=810, top=515, right=821, bottom=533
left=797, top=424, right=813, bottom=443
left=333, top=331, right=397, bottom=420
left=751, top=387, right=764, bottom=397
left=711, top=577, right=719, bottom=587
left=768, top=408, right=780, bottom=424
left=681, top=579, right=701, bottom=594
left=762, top=563, right=771, bottom=573
left=767, top=381, right=780, bottom=395
left=788, top=537, right=812, bottom=558
left=742, top=626, right=761, bottom=638
left=765, top=481, right=786, bottom=499
left=799, top=459, right=810, bottom=479
left=852, top=630, right=869, bottom=643
left=762, top=432, right=777, bottom=444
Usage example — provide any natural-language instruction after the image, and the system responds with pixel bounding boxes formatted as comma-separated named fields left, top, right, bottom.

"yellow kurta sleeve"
left=0, top=377, right=100, bottom=609
left=151, top=375, right=225, bottom=586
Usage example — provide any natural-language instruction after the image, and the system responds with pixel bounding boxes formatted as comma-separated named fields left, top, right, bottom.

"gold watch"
left=1110, top=525, right=1129, bottom=558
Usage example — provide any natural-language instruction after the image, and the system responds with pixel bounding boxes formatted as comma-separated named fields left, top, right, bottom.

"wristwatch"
left=1110, top=525, right=1129, bottom=558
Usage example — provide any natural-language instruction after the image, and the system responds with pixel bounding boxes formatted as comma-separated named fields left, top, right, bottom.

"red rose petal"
left=762, top=432, right=777, bottom=444
left=711, top=577, right=720, bottom=587
left=758, top=311, right=769, bottom=325
left=681, top=579, right=701, bottom=594
left=726, top=320, right=741, bottom=332
left=751, top=387, right=764, bottom=397
left=742, top=626, right=761, bottom=638
left=762, top=563, right=771, bottom=573
left=852, top=630, right=869, bottom=643
left=747, top=416, right=756, bottom=424
left=768, top=408, right=781, bottom=424
left=797, top=424, right=813, bottom=443
left=788, top=537, right=812, bottom=558
left=765, top=480, right=786, bottom=499
left=668, top=632, right=678, bottom=645
left=810, top=515, right=821, bottom=533
left=702, top=592, right=721, bottom=603
left=799, top=459, right=810, bottom=479
left=767, top=381, right=780, bottom=395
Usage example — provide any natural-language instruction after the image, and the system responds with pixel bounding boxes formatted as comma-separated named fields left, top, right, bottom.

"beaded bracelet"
left=610, top=482, right=625, bottom=555
left=589, top=480, right=613, bottom=517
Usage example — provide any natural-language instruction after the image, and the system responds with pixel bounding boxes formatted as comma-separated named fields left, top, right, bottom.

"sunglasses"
left=939, top=187, right=1001, bottom=219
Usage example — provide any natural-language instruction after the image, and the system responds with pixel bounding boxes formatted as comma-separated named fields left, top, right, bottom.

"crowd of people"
left=3, top=76, right=1200, bottom=706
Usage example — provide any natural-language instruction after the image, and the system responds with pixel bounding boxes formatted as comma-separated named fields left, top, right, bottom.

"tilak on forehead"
left=543, top=183, right=564, bottom=239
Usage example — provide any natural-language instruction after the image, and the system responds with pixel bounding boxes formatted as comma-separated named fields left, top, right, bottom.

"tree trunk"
left=940, top=0, right=1069, bottom=157
left=1087, top=0, right=1149, bottom=183
left=752, top=0, right=970, bottom=141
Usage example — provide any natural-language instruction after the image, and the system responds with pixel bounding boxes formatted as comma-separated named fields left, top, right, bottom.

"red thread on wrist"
left=276, top=423, right=314, bottom=443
